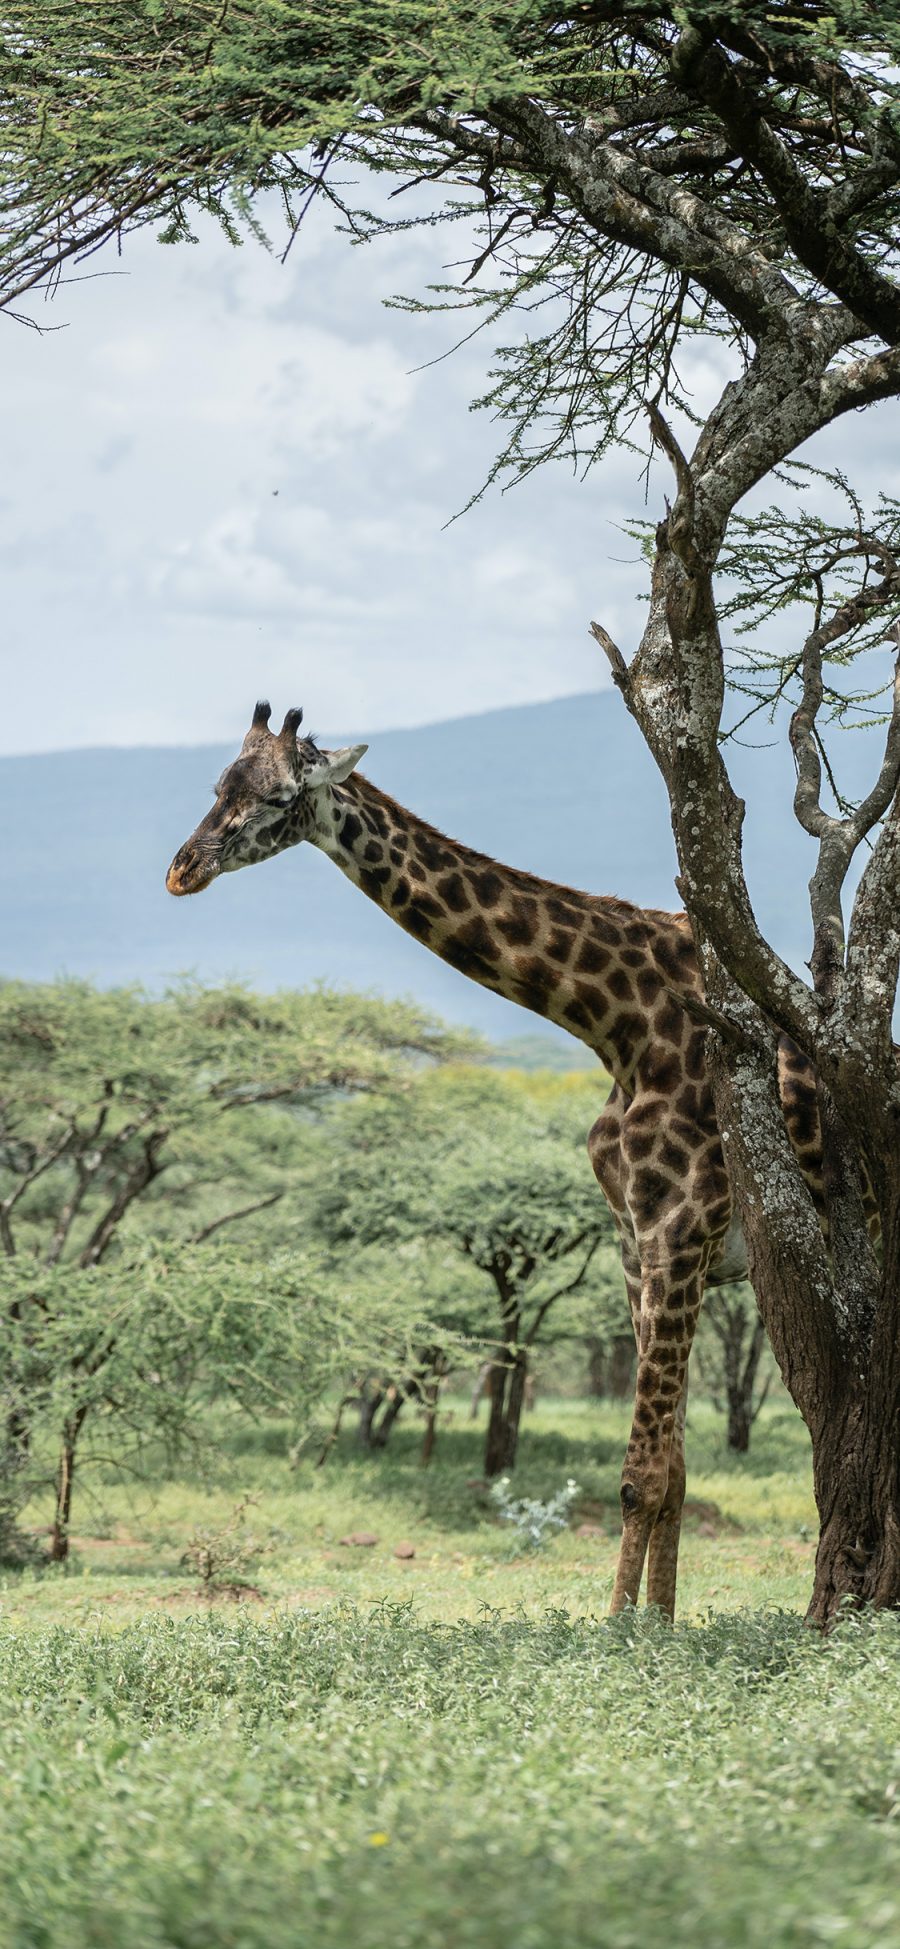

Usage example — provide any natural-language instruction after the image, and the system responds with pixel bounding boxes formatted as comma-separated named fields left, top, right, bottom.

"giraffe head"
left=165, top=701, right=367, bottom=896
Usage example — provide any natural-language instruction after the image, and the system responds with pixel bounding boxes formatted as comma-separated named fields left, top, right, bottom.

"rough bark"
left=706, top=996, right=898, bottom=1619
left=594, top=361, right=900, bottom=1619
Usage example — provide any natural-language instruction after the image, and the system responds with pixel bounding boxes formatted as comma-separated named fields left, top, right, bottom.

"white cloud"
left=2, top=189, right=899, bottom=757
left=155, top=511, right=301, bottom=618
left=471, top=542, right=574, bottom=632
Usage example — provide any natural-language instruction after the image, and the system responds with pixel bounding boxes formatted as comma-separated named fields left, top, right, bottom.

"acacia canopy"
left=5, top=6, right=900, bottom=703
left=5, top=7, right=900, bottom=420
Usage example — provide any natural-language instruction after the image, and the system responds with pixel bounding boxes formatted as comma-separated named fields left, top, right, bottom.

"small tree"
left=310, top=1240, right=479, bottom=1466
left=312, top=1070, right=621, bottom=1474
left=0, top=979, right=470, bottom=1269
left=1, top=1236, right=461, bottom=1558
left=695, top=1285, right=772, bottom=1455
left=0, top=1244, right=339, bottom=1557
left=444, top=1136, right=614, bottom=1475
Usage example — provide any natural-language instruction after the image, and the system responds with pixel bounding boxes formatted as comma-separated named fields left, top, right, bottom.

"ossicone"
left=279, top=707, right=304, bottom=740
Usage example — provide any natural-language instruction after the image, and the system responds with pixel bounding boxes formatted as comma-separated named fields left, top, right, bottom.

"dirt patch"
left=158, top=1583, right=266, bottom=1605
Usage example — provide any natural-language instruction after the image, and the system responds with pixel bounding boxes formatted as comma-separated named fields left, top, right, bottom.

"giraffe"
left=166, top=701, right=822, bottom=1618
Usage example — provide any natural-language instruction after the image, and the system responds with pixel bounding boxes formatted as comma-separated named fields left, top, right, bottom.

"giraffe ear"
left=305, top=743, right=368, bottom=789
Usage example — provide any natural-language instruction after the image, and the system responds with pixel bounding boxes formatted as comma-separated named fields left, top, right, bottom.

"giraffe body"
left=166, top=707, right=825, bottom=1617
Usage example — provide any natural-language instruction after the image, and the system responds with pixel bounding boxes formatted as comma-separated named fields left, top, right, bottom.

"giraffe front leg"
left=645, top=1379, right=688, bottom=1616
left=610, top=1255, right=704, bottom=1620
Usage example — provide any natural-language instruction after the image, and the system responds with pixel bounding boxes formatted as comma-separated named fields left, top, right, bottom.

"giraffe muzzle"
left=165, top=843, right=220, bottom=897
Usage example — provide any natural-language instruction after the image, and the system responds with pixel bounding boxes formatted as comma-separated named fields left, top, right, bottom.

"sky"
left=2, top=183, right=900, bottom=757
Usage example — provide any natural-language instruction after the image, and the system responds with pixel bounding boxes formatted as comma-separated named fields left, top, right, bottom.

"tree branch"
left=77, top=1131, right=168, bottom=1268
left=673, top=24, right=900, bottom=347
left=788, top=567, right=900, bottom=1000
left=524, top=1236, right=602, bottom=1346
left=493, top=93, right=799, bottom=344
left=0, top=1120, right=78, bottom=1255
left=188, top=1191, right=283, bottom=1245
left=589, top=619, right=629, bottom=689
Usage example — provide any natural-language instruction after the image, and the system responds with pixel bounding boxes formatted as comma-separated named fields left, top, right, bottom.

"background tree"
left=3, top=2, right=900, bottom=1615
left=309, top=1239, right=483, bottom=1465
left=0, top=979, right=470, bottom=1268
left=694, top=1284, right=772, bottom=1455
left=0, top=1236, right=460, bottom=1559
left=312, top=1069, right=621, bottom=1474
left=0, top=977, right=471, bottom=1554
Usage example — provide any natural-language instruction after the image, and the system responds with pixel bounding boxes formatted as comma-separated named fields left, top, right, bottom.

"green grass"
left=1, top=1399, right=897, bottom=1948
left=4, top=1399, right=818, bottom=1627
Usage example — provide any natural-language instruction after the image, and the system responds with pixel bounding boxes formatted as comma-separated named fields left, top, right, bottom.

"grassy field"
left=1, top=1399, right=898, bottom=1949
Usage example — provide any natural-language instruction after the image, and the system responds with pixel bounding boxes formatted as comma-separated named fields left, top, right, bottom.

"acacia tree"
left=0, top=1240, right=414, bottom=1559
left=312, top=1072, right=619, bottom=1474
left=4, top=2, right=900, bottom=1617
left=0, top=977, right=470, bottom=1554
left=695, top=1285, right=771, bottom=1454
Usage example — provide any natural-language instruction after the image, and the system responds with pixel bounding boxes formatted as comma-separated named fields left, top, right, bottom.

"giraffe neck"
left=307, top=772, right=699, bottom=1088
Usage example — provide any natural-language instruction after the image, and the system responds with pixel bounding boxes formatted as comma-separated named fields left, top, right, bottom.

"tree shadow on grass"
left=305, top=1421, right=628, bottom=1532
left=685, top=1409, right=812, bottom=1479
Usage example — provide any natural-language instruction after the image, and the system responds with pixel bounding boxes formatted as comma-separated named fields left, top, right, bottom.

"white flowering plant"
left=489, top=1477, right=579, bottom=1554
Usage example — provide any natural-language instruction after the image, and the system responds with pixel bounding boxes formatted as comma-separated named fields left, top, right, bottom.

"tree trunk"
left=702, top=1292, right=768, bottom=1454
left=482, top=1363, right=508, bottom=1477
left=357, top=1384, right=384, bottom=1451
left=587, top=1333, right=635, bottom=1400
left=49, top=1406, right=88, bottom=1563
left=418, top=1354, right=446, bottom=1467
left=5, top=1295, right=32, bottom=1462
left=420, top=1380, right=440, bottom=1467
left=470, top=1360, right=492, bottom=1417
left=730, top=1311, right=767, bottom=1454
left=609, top=1333, right=636, bottom=1400
left=726, top=1393, right=751, bottom=1454
left=810, top=1189, right=900, bottom=1620
left=371, top=1387, right=405, bottom=1449
left=358, top=1378, right=413, bottom=1452
left=315, top=1391, right=350, bottom=1467
left=482, top=1347, right=529, bottom=1477
left=707, top=1023, right=900, bottom=1623
left=807, top=1389, right=900, bottom=1622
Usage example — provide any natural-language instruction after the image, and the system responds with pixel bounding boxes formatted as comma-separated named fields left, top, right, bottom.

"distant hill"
left=0, top=691, right=879, bottom=1053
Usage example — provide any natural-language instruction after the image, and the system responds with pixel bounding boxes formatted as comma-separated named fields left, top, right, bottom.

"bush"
left=489, top=1475, right=579, bottom=1552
